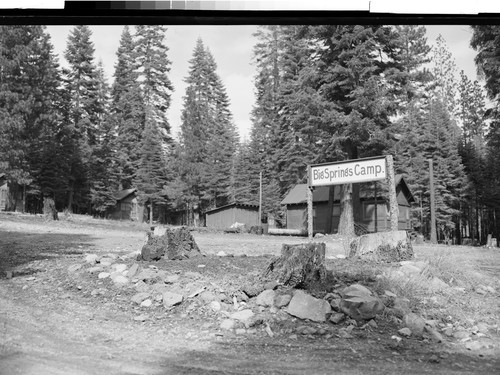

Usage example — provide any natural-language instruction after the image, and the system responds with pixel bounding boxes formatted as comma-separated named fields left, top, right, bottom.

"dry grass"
left=373, top=244, right=500, bottom=325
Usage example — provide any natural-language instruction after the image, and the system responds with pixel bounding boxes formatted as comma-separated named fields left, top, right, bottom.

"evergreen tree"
left=432, top=35, right=458, bottom=117
left=0, top=26, right=65, bottom=212
left=246, top=26, right=287, bottom=221
left=391, top=25, right=434, bottom=113
left=89, top=60, right=117, bottom=215
left=470, top=25, right=500, bottom=240
left=110, top=26, right=145, bottom=189
left=133, top=26, right=175, bottom=222
left=134, top=25, right=173, bottom=142
left=179, top=38, right=238, bottom=224
left=298, top=25, right=404, bottom=235
left=63, top=25, right=104, bottom=213
left=135, top=118, right=169, bottom=224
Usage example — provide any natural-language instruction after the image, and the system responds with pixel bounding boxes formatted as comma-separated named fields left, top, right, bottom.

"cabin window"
left=332, top=204, right=340, bottom=216
left=120, top=203, right=130, bottom=211
left=399, top=206, right=410, bottom=220
left=363, top=202, right=386, bottom=220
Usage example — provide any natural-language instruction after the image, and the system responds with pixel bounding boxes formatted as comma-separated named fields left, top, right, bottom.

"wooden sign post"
left=386, top=155, right=399, bottom=232
left=307, top=155, right=399, bottom=240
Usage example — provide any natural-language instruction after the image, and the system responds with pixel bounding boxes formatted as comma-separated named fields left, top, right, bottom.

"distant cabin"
left=0, top=173, right=7, bottom=211
left=108, top=188, right=141, bottom=221
left=281, top=175, right=415, bottom=234
left=205, top=203, right=260, bottom=229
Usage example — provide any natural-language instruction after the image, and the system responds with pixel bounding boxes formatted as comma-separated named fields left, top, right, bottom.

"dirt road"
left=0, top=213, right=499, bottom=374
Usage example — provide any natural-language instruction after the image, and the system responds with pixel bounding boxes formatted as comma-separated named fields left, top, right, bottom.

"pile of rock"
left=67, top=253, right=497, bottom=353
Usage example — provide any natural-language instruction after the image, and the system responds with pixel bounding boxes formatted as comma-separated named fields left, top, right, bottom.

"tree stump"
left=349, top=231, right=414, bottom=262
left=140, top=227, right=203, bottom=261
left=43, top=197, right=58, bottom=221
left=262, top=243, right=327, bottom=288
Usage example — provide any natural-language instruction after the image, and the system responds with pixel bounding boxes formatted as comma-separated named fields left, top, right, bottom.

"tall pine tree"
left=63, top=25, right=105, bottom=213
left=179, top=38, right=238, bottom=225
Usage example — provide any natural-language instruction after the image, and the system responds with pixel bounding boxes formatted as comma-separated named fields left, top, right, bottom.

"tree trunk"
left=338, top=183, right=355, bottom=237
left=140, top=227, right=202, bottom=261
left=67, top=181, right=74, bottom=213
left=262, top=243, right=327, bottom=289
left=43, top=197, right=58, bottom=221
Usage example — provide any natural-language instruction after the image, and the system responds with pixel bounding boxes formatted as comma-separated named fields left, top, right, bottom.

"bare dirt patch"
left=1, top=213, right=499, bottom=374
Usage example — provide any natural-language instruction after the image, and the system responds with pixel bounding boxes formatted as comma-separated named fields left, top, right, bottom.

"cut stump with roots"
left=140, top=227, right=203, bottom=261
left=262, top=242, right=327, bottom=288
left=349, top=230, right=414, bottom=262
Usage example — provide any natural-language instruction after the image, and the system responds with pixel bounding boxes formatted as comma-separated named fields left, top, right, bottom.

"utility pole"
left=307, top=166, right=313, bottom=240
left=429, top=158, right=437, bottom=244
left=259, top=171, right=262, bottom=225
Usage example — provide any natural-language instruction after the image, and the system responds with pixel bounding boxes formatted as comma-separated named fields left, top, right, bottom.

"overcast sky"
left=45, top=24, right=480, bottom=142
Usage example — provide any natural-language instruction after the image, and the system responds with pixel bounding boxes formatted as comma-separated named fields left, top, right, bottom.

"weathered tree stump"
left=262, top=243, right=327, bottom=288
left=349, top=231, right=414, bottom=262
left=43, top=197, right=58, bottom=221
left=140, top=227, right=203, bottom=261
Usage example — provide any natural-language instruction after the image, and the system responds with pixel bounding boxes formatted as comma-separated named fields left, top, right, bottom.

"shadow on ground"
left=0, top=229, right=94, bottom=277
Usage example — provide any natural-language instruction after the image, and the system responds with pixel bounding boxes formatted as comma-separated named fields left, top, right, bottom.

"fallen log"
left=267, top=228, right=307, bottom=236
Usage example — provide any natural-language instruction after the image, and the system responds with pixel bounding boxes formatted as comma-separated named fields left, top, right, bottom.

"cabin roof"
left=281, top=174, right=415, bottom=205
left=115, top=188, right=136, bottom=201
left=205, top=202, right=259, bottom=215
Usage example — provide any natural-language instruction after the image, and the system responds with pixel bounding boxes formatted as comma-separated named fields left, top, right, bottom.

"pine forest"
left=1, top=24, right=500, bottom=245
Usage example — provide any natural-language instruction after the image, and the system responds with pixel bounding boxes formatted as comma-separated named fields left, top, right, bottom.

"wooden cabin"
left=205, top=203, right=259, bottom=229
left=108, top=188, right=142, bottom=221
left=281, top=175, right=415, bottom=234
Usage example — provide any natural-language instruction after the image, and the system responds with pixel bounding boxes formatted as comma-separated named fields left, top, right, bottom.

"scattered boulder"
left=398, top=327, right=412, bottom=337
left=131, top=292, right=150, bottom=305
left=99, top=257, right=114, bottom=267
left=274, top=294, right=292, bottom=308
left=403, top=313, right=425, bottom=337
left=220, top=319, right=236, bottom=330
left=286, top=290, right=332, bottom=322
left=208, top=301, right=222, bottom=311
left=134, top=280, right=151, bottom=293
left=349, top=231, right=414, bottom=262
left=98, top=272, right=110, bottom=279
left=264, top=281, right=279, bottom=291
left=200, top=291, right=220, bottom=304
left=256, top=290, right=276, bottom=307
left=242, top=283, right=264, bottom=298
left=330, top=312, right=346, bottom=324
left=127, top=263, right=139, bottom=279
left=339, top=284, right=385, bottom=321
left=88, top=266, right=104, bottom=274
left=263, top=243, right=327, bottom=288
left=111, top=275, right=129, bottom=286
left=111, top=264, right=127, bottom=273
left=85, top=254, right=99, bottom=264
left=162, top=291, right=183, bottom=308
left=135, top=269, right=158, bottom=282
left=140, top=227, right=203, bottom=261
left=230, top=309, right=255, bottom=325
left=424, top=325, right=444, bottom=343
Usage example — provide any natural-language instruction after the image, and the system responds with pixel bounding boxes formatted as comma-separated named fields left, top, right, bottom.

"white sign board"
left=309, top=156, right=387, bottom=187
